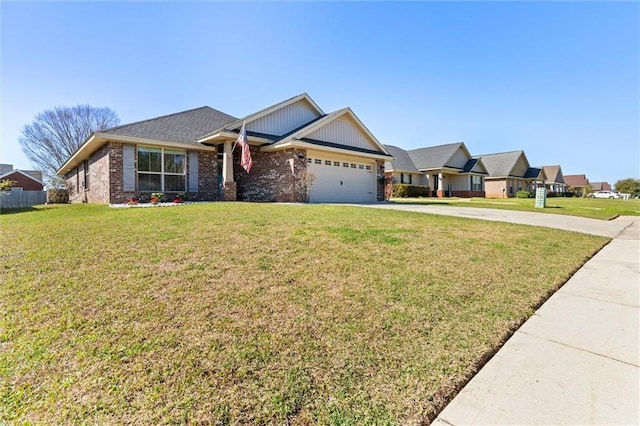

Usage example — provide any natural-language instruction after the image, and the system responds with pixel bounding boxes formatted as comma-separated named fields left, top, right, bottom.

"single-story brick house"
left=57, top=94, right=393, bottom=204
left=0, top=164, right=44, bottom=191
left=475, top=150, right=546, bottom=198
left=384, top=142, right=488, bottom=197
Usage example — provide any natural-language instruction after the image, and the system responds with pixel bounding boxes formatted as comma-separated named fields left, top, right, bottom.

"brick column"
left=222, top=181, right=237, bottom=201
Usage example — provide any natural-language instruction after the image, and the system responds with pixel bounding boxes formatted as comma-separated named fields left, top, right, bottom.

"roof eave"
left=262, top=139, right=392, bottom=161
left=57, top=132, right=218, bottom=175
left=197, top=131, right=272, bottom=145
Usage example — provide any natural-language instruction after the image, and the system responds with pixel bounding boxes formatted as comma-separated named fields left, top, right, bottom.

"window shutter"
left=188, top=152, right=199, bottom=192
left=123, top=145, right=136, bottom=191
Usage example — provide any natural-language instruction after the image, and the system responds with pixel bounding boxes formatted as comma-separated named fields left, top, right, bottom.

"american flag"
left=236, top=121, right=253, bottom=173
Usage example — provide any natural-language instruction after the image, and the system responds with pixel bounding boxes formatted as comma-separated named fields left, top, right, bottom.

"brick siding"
left=235, top=147, right=308, bottom=202
left=1, top=171, right=43, bottom=191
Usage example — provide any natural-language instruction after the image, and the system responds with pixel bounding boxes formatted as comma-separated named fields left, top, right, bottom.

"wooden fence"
left=0, top=190, right=47, bottom=210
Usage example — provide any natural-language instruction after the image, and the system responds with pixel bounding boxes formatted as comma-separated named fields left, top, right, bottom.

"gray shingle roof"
left=104, top=106, right=238, bottom=144
left=407, top=142, right=464, bottom=170
left=475, top=150, right=526, bottom=177
left=384, top=145, right=419, bottom=172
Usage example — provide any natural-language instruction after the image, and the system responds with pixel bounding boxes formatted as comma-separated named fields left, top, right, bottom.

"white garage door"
left=307, top=153, right=376, bottom=203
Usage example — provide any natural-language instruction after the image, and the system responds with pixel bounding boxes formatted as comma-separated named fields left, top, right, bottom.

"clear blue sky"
left=2, top=1, right=638, bottom=185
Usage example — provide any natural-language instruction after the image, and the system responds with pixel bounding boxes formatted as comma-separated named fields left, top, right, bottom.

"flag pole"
left=230, top=121, right=246, bottom=155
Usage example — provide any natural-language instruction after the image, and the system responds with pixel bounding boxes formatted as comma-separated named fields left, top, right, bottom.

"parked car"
left=589, top=190, right=621, bottom=199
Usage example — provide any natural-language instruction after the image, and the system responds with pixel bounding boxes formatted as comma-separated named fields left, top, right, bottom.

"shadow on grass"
left=0, top=204, right=61, bottom=215
left=0, top=206, right=42, bottom=215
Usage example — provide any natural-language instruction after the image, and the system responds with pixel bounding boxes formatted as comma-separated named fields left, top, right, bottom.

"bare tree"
left=19, top=105, right=120, bottom=182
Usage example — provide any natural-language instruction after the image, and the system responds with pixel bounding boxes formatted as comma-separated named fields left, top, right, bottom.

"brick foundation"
left=222, top=182, right=237, bottom=201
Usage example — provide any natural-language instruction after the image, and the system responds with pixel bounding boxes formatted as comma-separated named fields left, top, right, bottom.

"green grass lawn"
left=1, top=203, right=608, bottom=424
left=390, top=196, right=640, bottom=220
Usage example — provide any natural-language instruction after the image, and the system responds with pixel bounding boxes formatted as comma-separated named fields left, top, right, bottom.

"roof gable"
left=476, top=151, right=530, bottom=178
left=201, top=93, right=324, bottom=138
left=267, top=108, right=390, bottom=158
left=542, top=165, right=564, bottom=184
left=407, top=142, right=469, bottom=170
left=303, top=111, right=381, bottom=152
left=0, top=169, right=44, bottom=185
left=243, top=96, right=323, bottom=137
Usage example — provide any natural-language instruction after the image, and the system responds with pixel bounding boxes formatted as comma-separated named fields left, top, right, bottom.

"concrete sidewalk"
left=355, top=205, right=639, bottom=424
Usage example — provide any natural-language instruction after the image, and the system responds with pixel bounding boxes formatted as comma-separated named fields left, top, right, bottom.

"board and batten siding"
left=248, top=100, right=320, bottom=136
left=446, top=147, right=470, bottom=169
left=306, top=117, right=376, bottom=152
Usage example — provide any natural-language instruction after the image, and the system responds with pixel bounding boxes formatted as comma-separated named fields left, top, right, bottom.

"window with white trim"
left=314, top=159, right=322, bottom=164
left=137, top=147, right=186, bottom=191
left=325, top=160, right=332, bottom=166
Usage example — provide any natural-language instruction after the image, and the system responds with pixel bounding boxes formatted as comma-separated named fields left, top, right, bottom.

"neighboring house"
left=542, top=165, right=567, bottom=193
left=0, top=164, right=46, bottom=209
left=590, top=181, right=611, bottom=191
left=564, top=174, right=591, bottom=196
left=407, top=142, right=488, bottom=197
left=384, top=145, right=425, bottom=186
left=0, top=164, right=44, bottom=191
left=57, top=94, right=392, bottom=204
left=475, top=151, right=546, bottom=198
left=384, top=142, right=488, bottom=197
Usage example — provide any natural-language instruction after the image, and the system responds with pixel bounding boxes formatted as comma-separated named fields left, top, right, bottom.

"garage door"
left=307, top=153, right=376, bottom=203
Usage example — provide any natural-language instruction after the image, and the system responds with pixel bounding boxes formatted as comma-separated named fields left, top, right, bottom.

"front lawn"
left=1, top=203, right=608, bottom=424
left=390, top=196, right=640, bottom=220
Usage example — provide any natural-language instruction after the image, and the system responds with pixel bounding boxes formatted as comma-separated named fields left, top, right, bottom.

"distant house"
left=0, top=164, right=46, bottom=209
left=564, top=174, right=591, bottom=196
left=590, top=181, right=611, bottom=191
left=542, top=165, right=566, bottom=193
left=384, top=142, right=488, bottom=197
left=0, top=164, right=44, bottom=191
left=475, top=151, right=546, bottom=198
left=57, top=94, right=392, bottom=204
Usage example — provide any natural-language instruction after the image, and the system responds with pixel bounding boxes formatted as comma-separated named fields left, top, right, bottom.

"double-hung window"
left=137, top=147, right=186, bottom=191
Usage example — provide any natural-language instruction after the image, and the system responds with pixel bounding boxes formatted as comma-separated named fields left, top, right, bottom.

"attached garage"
left=307, top=152, right=377, bottom=203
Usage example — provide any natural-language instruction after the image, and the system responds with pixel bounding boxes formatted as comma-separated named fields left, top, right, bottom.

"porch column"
left=222, top=141, right=237, bottom=201
left=223, top=141, right=234, bottom=183
left=437, top=173, right=444, bottom=198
